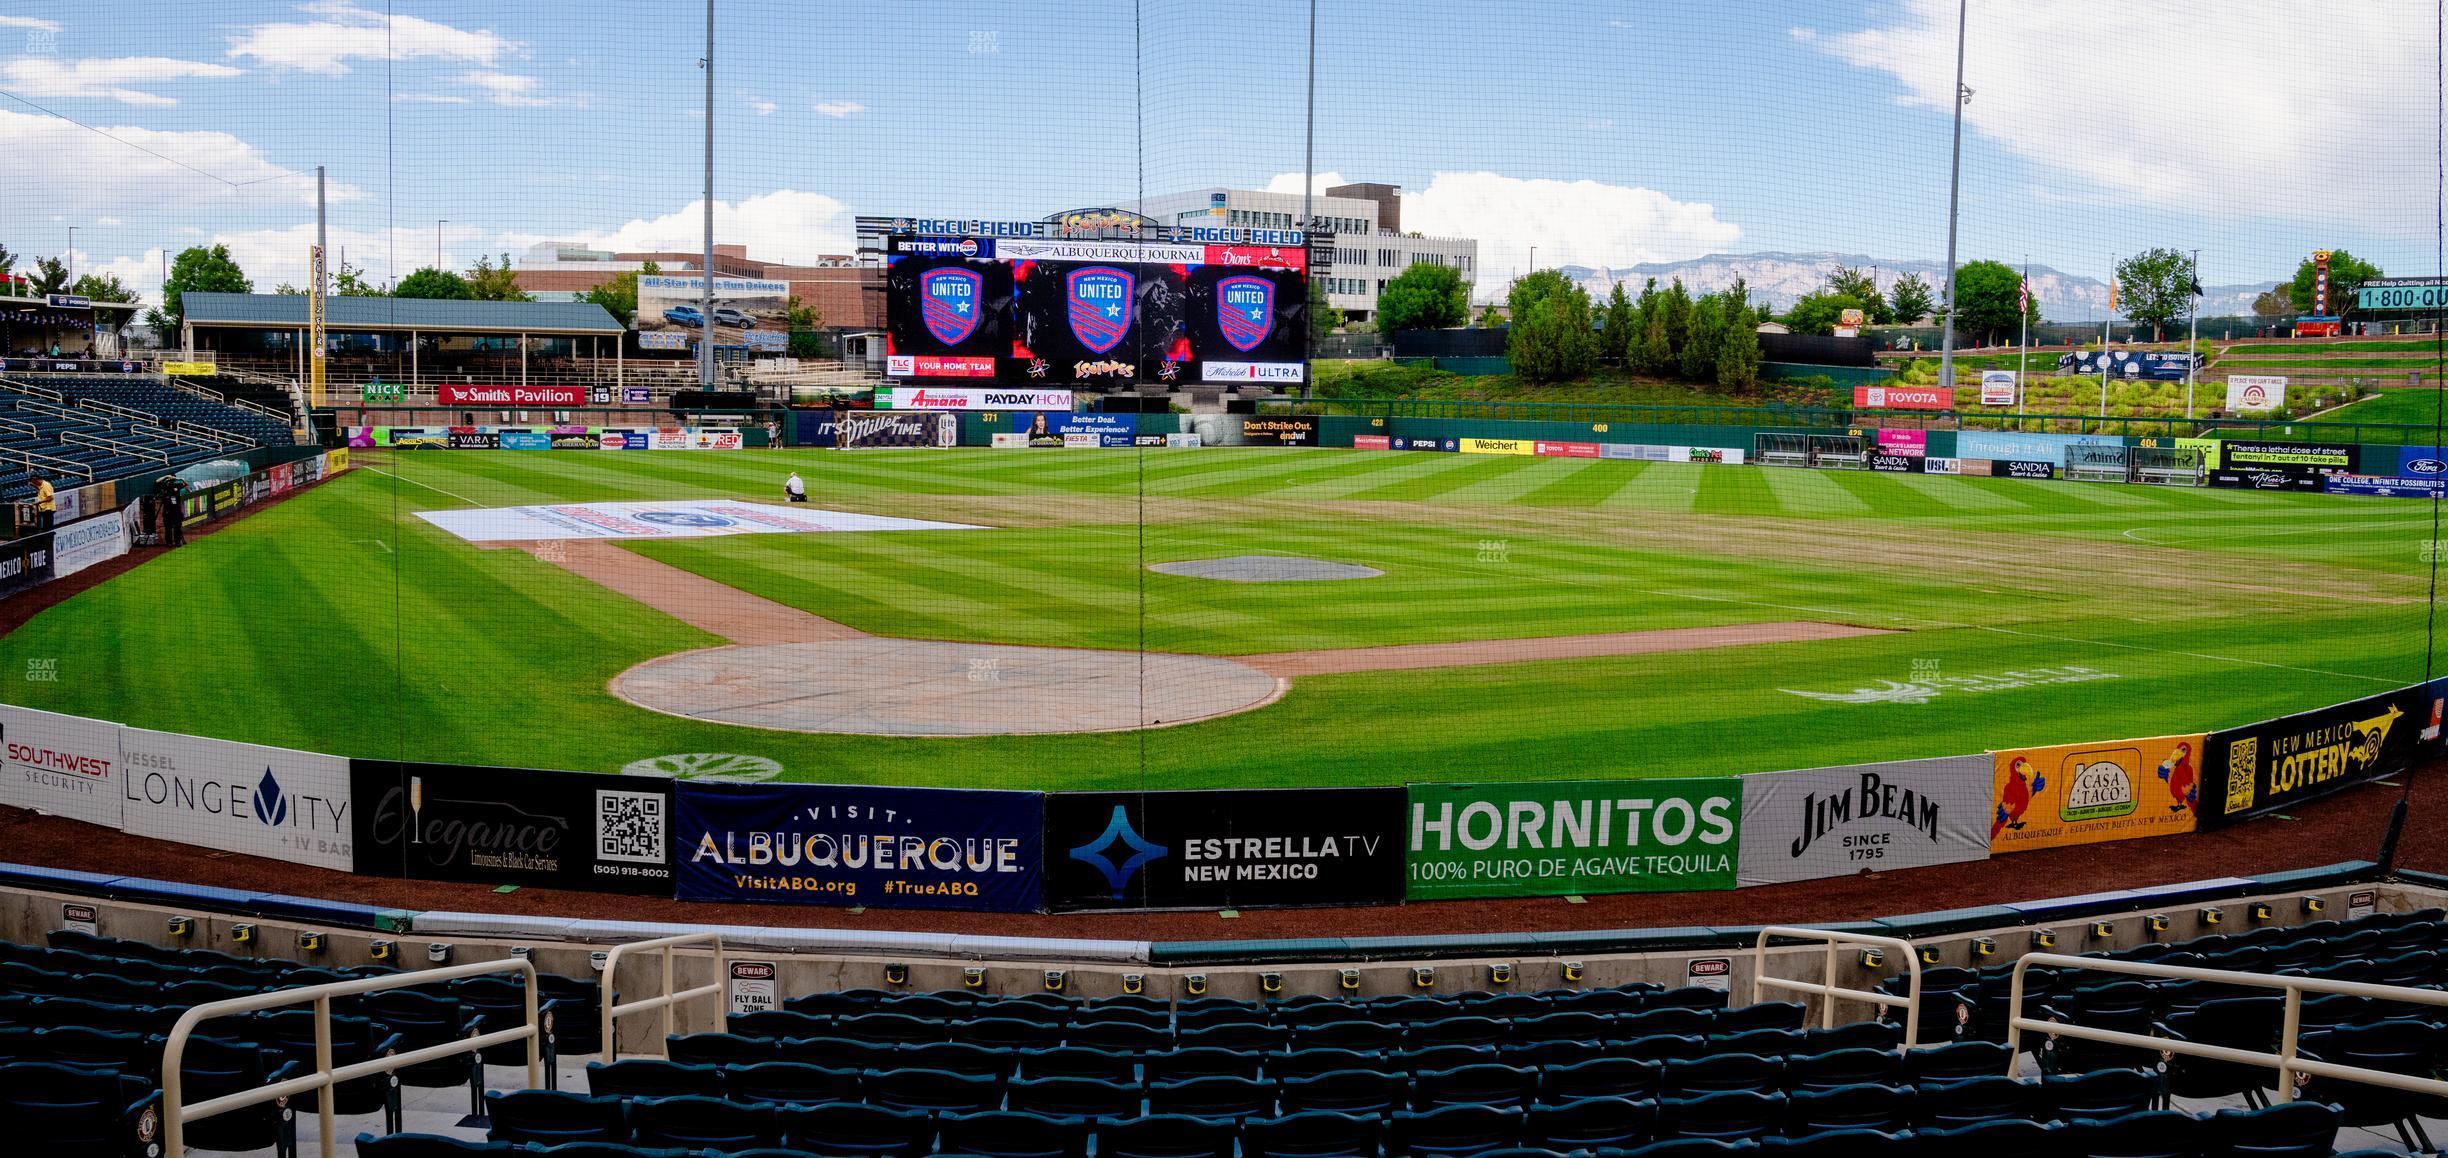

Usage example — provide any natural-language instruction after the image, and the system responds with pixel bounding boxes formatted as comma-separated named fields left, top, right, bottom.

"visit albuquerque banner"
left=673, top=781, right=1043, bottom=912
left=1988, top=734, right=2204, bottom=853
left=2198, top=683, right=2443, bottom=829
left=1406, top=778, right=1740, bottom=899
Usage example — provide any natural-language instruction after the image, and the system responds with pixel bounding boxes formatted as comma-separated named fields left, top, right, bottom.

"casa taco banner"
left=1988, top=734, right=2205, bottom=853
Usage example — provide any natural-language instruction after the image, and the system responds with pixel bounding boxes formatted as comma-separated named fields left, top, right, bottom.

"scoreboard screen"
left=886, top=236, right=1308, bottom=386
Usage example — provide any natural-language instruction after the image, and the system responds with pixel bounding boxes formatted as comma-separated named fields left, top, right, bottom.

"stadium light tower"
left=1302, top=0, right=1315, bottom=231
left=698, top=0, right=715, bottom=390
left=1937, top=0, right=1968, bottom=391
left=436, top=220, right=447, bottom=273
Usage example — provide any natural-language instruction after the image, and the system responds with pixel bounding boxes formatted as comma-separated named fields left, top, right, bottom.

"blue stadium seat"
left=1910, top=1074, right=2028, bottom=1130
left=1414, top=1062, right=1537, bottom=1110
left=3, top=1060, right=161, bottom=1156
left=1008, top=1073, right=1143, bottom=1119
left=1390, top=1103, right=1524, bottom=1155
left=1657, top=1090, right=1784, bottom=1142
left=1523, top=1094, right=1656, bottom=1151
left=862, top=1066, right=1001, bottom=1114
left=1019, top=1046, right=1138, bottom=1083
left=1146, top=1046, right=1263, bottom=1082
left=1780, top=1047, right=1898, bottom=1093
left=900, top=1041, right=1015, bottom=1078
left=1898, top=1040, right=2010, bottom=1085
left=937, top=1109, right=1090, bottom=1158
left=775, top=1101, right=934, bottom=1156
left=1095, top=1113, right=1239, bottom=1158
left=628, top=1093, right=779, bottom=1150
left=2038, top=1067, right=2160, bottom=1121
left=1276, top=1068, right=1407, bottom=1116
left=1540, top=1056, right=1659, bottom=1104
left=1241, top=1109, right=1383, bottom=1158
left=1661, top=1053, right=1781, bottom=1099
left=2206, top=1100, right=2343, bottom=1158
left=1146, top=1074, right=1271, bottom=1119
left=584, top=1059, right=716, bottom=1100
left=723, top=1060, right=860, bottom=1105
left=1267, top=1048, right=1387, bottom=1081
left=1784, top=1082, right=1911, bottom=1135
left=353, top=1133, right=513, bottom=1156
left=667, top=1032, right=776, bottom=1066
left=482, top=1090, right=627, bottom=1146
left=1905, top=1118, right=2059, bottom=1158
left=2062, top=1108, right=2203, bottom=1158
left=1759, top=1127, right=1902, bottom=1156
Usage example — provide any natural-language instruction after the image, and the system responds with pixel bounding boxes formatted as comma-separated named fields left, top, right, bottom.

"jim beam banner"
left=1406, top=778, right=1739, bottom=900
left=1736, top=754, right=1993, bottom=886
left=1988, top=734, right=2206, bottom=853
left=2199, top=684, right=2441, bottom=829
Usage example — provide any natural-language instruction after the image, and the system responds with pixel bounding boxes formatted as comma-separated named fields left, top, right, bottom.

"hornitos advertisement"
left=1406, top=778, right=1740, bottom=899
left=1988, top=734, right=2205, bottom=853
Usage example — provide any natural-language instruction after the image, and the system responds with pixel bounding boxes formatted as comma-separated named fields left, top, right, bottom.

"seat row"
left=722, top=1005, right=1788, bottom=1053
left=780, top=987, right=1731, bottom=1027
left=424, top=1089, right=2341, bottom=1157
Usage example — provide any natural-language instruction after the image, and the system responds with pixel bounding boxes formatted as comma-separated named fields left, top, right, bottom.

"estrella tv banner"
left=1043, top=787, right=1404, bottom=911
left=674, top=782, right=1043, bottom=912
left=1406, top=779, right=1740, bottom=899
left=1987, top=734, right=2204, bottom=853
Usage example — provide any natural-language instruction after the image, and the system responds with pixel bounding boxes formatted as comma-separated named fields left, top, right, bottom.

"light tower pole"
left=1937, top=0, right=1969, bottom=390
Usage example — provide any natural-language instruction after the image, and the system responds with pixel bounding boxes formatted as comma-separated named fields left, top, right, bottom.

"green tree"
left=579, top=261, right=657, bottom=326
left=392, top=267, right=474, bottom=300
left=69, top=272, right=136, bottom=303
left=1888, top=272, right=1935, bottom=324
left=1474, top=303, right=1503, bottom=327
left=1952, top=259, right=2042, bottom=346
left=1505, top=269, right=1597, bottom=383
left=0, top=242, right=15, bottom=277
left=1600, top=282, right=1634, bottom=366
left=331, top=258, right=384, bottom=296
left=1661, top=278, right=1693, bottom=356
left=1717, top=307, right=1763, bottom=390
left=1825, top=266, right=1894, bottom=324
left=2287, top=249, right=2382, bottom=316
left=28, top=256, right=69, bottom=296
left=2251, top=287, right=2293, bottom=318
left=467, top=252, right=533, bottom=302
left=787, top=294, right=824, bottom=357
left=2114, top=247, right=2199, bottom=339
left=1783, top=290, right=1861, bottom=336
left=1678, top=296, right=1725, bottom=383
left=1307, top=278, right=1344, bottom=344
left=151, top=244, right=252, bottom=340
left=1374, top=261, right=1471, bottom=337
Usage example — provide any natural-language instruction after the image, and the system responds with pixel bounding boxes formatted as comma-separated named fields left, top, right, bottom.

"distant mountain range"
left=1556, top=251, right=2278, bottom=323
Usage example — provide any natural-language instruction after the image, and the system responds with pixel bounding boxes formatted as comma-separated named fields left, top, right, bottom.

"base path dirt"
left=512, top=540, right=863, bottom=644
left=1244, top=622, right=1895, bottom=677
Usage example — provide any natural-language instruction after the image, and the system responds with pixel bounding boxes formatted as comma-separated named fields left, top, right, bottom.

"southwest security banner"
left=1735, top=755, right=1992, bottom=887
left=350, top=761, right=675, bottom=895
left=2198, top=683, right=2444, bottom=829
left=675, top=782, right=1043, bottom=912
left=1406, top=779, right=1740, bottom=900
left=1043, top=787, right=1405, bottom=911
left=120, top=729, right=353, bottom=871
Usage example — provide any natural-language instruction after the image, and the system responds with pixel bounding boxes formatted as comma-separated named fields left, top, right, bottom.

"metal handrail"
left=2006, top=953, right=2448, bottom=1103
left=12, top=397, right=105, bottom=426
left=599, top=932, right=727, bottom=1060
left=162, top=956, right=541, bottom=1158
left=0, top=376, right=64, bottom=401
left=1753, top=926, right=1924, bottom=1050
left=61, top=429, right=166, bottom=464
left=176, top=420, right=250, bottom=447
left=0, top=446, right=97, bottom=480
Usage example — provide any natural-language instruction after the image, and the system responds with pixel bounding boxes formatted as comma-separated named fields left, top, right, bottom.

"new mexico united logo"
left=1217, top=275, right=1275, bottom=352
left=919, top=267, right=984, bottom=345
left=1065, top=266, right=1135, bottom=354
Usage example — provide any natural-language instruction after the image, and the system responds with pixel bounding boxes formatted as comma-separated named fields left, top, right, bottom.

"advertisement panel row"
left=357, top=426, right=751, bottom=451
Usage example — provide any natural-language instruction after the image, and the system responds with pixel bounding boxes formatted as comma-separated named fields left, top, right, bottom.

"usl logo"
left=1068, top=805, right=1168, bottom=899
left=919, top=268, right=984, bottom=345
left=1217, top=275, right=1275, bottom=352
left=1065, top=266, right=1135, bottom=354
left=635, top=511, right=735, bottom=528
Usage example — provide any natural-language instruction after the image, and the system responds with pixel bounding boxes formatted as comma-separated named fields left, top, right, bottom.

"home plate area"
left=416, top=498, right=983, bottom=542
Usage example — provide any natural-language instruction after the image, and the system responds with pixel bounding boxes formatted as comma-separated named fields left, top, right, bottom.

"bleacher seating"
left=41, top=375, right=293, bottom=447
left=15, top=913, right=2448, bottom=1154
left=0, top=374, right=289, bottom=504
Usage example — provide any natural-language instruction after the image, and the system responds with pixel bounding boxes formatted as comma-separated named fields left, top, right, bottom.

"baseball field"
left=0, top=446, right=2432, bottom=791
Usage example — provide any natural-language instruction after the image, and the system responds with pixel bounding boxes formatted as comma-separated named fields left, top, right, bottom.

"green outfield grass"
left=0, top=447, right=2431, bottom=790
left=2314, top=389, right=2448, bottom=431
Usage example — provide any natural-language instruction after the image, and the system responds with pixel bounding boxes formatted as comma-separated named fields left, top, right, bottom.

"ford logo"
left=2409, top=458, right=2447, bottom=475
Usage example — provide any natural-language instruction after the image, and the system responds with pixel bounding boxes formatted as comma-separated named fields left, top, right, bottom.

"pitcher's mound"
left=1151, top=555, right=1383, bottom=582
left=611, top=639, right=1283, bottom=736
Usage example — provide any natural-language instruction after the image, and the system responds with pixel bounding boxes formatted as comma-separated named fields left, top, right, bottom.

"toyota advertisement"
left=886, top=236, right=1307, bottom=385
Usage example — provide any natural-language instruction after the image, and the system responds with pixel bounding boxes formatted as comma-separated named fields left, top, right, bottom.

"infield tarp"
left=119, top=729, right=353, bottom=871
left=350, top=761, right=675, bottom=895
left=675, top=782, right=1043, bottom=912
left=1044, top=787, right=1405, bottom=911
left=0, top=703, right=124, bottom=829
left=1736, top=755, right=1992, bottom=887
left=415, top=499, right=984, bottom=543
left=2199, top=683, right=2443, bottom=829
left=1989, top=734, right=2204, bottom=853
left=1406, top=779, right=1740, bottom=900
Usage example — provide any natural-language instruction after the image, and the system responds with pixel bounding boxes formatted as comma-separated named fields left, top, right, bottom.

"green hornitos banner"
left=1406, top=778, right=1741, bottom=899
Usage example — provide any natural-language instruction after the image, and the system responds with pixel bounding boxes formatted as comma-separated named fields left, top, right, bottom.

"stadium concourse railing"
left=2005, top=954, right=2448, bottom=1106
left=1752, top=927, right=1923, bottom=1048
left=160, top=957, right=543, bottom=1158
left=599, top=931, right=728, bottom=1061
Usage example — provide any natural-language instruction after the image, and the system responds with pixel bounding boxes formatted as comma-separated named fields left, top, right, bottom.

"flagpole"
left=2100, top=255, right=2114, bottom=421
left=2017, top=257, right=2029, bottom=409
left=2185, top=247, right=2201, bottom=421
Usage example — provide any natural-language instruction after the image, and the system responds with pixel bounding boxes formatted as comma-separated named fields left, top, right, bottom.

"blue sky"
left=0, top=1, right=2435, bottom=306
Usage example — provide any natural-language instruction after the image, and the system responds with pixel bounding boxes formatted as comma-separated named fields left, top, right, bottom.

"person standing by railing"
left=30, top=472, right=53, bottom=531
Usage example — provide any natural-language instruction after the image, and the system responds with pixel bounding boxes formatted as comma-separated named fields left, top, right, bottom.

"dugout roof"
left=181, top=293, right=625, bottom=336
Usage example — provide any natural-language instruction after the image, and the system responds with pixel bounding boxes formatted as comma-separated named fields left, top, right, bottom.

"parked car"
left=663, top=305, right=706, bottom=327
left=711, top=306, right=756, bottom=328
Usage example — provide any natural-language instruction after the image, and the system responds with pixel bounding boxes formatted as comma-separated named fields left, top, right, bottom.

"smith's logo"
left=1068, top=806, right=1168, bottom=900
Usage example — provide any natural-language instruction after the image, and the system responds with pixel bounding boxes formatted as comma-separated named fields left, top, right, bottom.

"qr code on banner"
left=595, top=790, right=668, bottom=864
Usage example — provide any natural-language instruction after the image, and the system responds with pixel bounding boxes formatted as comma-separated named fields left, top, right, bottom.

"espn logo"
left=2223, top=737, right=2259, bottom=814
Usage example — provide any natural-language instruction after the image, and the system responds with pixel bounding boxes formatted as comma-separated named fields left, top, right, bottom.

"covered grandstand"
left=176, top=294, right=629, bottom=394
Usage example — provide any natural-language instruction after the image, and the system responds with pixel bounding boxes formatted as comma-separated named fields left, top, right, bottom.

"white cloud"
left=0, top=107, right=353, bottom=210
left=227, top=1, right=513, bottom=76
left=1286, top=170, right=1740, bottom=295
left=394, top=92, right=470, bottom=104
left=2, top=56, right=244, bottom=106
left=0, top=16, right=62, bottom=32
left=1811, top=0, right=2430, bottom=224
left=95, top=217, right=122, bottom=226
left=1262, top=171, right=1347, bottom=196
left=745, top=96, right=777, bottom=116
left=582, top=189, right=857, bottom=265
left=811, top=100, right=866, bottom=118
left=452, top=70, right=580, bottom=108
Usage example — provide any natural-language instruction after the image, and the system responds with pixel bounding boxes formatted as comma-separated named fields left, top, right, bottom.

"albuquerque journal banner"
left=1988, top=734, right=2204, bottom=853
left=1406, top=778, right=1740, bottom=899
left=674, top=781, right=1043, bottom=912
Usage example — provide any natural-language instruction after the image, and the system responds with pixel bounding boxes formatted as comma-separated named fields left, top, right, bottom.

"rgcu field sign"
left=1406, top=779, right=1739, bottom=899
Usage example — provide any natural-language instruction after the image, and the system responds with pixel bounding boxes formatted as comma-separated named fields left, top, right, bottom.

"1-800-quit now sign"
left=1405, top=779, right=1742, bottom=900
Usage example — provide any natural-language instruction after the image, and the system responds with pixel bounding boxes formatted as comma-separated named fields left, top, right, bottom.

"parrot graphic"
left=2158, top=742, right=2197, bottom=814
left=1995, top=756, right=2045, bottom=838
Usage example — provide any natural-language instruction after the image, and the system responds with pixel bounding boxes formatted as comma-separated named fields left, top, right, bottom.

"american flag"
left=2018, top=278, right=2030, bottom=312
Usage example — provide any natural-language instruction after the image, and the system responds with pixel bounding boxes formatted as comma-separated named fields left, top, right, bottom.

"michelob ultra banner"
left=1407, top=778, right=1740, bottom=899
left=1988, top=734, right=2205, bottom=853
left=2199, top=684, right=2441, bottom=829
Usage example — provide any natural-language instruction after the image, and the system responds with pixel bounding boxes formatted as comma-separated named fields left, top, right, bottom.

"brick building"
left=511, top=242, right=883, bottom=332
